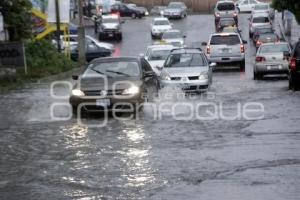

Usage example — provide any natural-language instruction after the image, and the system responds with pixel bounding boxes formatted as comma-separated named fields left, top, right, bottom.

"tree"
left=0, top=0, right=32, bottom=41
left=272, top=0, right=300, bottom=23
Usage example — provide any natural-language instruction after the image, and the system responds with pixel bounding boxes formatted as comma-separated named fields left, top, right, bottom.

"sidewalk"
left=277, top=10, right=300, bottom=46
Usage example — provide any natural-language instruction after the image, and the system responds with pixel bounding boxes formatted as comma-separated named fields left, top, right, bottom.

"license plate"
left=108, top=33, right=113, bottom=37
left=222, top=49, right=229, bottom=53
left=96, top=99, right=110, bottom=107
left=267, top=65, right=279, bottom=70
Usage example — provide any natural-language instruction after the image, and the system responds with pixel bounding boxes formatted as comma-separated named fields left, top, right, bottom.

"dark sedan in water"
left=70, top=57, right=159, bottom=115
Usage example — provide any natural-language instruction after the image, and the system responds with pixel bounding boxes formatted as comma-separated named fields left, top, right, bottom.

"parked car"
left=110, top=3, right=145, bottom=18
left=98, top=14, right=124, bottom=41
left=150, top=6, right=166, bottom=16
left=151, top=17, right=173, bottom=39
left=254, top=42, right=291, bottom=79
left=216, top=17, right=238, bottom=32
left=163, top=2, right=188, bottom=19
left=161, top=29, right=186, bottom=47
left=204, top=32, right=247, bottom=69
left=70, top=42, right=112, bottom=62
left=236, top=0, right=262, bottom=13
left=252, top=3, right=275, bottom=19
left=214, top=0, right=238, bottom=26
left=143, top=44, right=175, bottom=75
left=253, top=26, right=274, bottom=44
left=287, top=40, right=300, bottom=90
left=255, top=33, right=278, bottom=49
left=249, top=13, right=272, bottom=37
left=70, top=57, right=159, bottom=115
left=159, top=48, right=214, bottom=92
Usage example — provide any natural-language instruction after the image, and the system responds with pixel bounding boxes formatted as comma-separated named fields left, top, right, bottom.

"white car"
left=53, top=35, right=114, bottom=52
left=236, top=0, right=262, bottom=12
left=161, top=29, right=186, bottom=47
left=143, top=44, right=175, bottom=75
left=151, top=17, right=172, bottom=38
left=251, top=3, right=275, bottom=19
left=249, top=13, right=272, bottom=37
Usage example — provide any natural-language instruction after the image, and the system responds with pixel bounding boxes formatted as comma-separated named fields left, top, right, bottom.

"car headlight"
left=162, top=74, right=171, bottom=81
left=160, top=11, right=164, bottom=15
left=122, top=86, right=140, bottom=95
left=72, top=89, right=85, bottom=97
left=199, top=72, right=209, bottom=80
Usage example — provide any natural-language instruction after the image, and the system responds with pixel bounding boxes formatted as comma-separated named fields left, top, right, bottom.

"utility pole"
left=78, top=0, right=86, bottom=66
left=55, top=0, right=61, bottom=51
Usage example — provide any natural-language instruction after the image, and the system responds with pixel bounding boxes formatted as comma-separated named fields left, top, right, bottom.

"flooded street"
left=1, top=14, right=300, bottom=200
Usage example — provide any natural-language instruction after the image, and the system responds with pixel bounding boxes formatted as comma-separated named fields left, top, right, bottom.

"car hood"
left=102, top=23, right=119, bottom=29
left=78, top=75, right=142, bottom=91
left=152, top=25, right=172, bottom=30
left=162, top=67, right=208, bottom=77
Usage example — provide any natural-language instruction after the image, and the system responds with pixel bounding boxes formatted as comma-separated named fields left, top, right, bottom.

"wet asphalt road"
left=0, top=14, right=300, bottom=200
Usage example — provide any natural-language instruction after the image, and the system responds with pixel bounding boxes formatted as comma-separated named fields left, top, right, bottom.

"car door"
left=141, top=59, right=158, bottom=98
left=85, top=43, right=107, bottom=62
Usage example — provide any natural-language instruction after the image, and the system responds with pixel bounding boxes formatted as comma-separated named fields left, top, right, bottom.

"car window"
left=148, top=49, right=171, bottom=61
left=162, top=31, right=182, bottom=39
left=102, top=18, right=119, bottom=23
left=165, top=53, right=207, bottom=68
left=141, top=59, right=153, bottom=72
left=168, top=3, right=184, bottom=9
left=220, top=19, right=236, bottom=26
left=253, top=17, right=270, bottom=23
left=154, top=20, right=169, bottom=26
left=217, top=3, right=235, bottom=11
left=86, top=61, right=140, bottom=77
left=241, top=0, right=248, bottom=5
left=259, top=44, right=290, bottom=54
left=250, top=0, right=258, bottom=4
left=210, top=35, right=241, bottom=45
left=258, top=34, right=277, bottom=40
left=255, top=4, right=268, bottom=10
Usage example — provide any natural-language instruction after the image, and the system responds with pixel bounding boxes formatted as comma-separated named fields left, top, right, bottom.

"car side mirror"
left=243, top=40, right=248, bottom=44
left=201, top=42, right=207, bottom=46
left=72, top=75, right=79, bottom=80
left=283, top=51, right=290, bottom=58
left=209, top=62, right=217, bottom=68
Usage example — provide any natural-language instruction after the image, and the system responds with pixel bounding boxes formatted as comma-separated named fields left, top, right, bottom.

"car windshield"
left=165, top=53, right=207, bottom=68
left=220, top=19, right=236, bottom=26
left=222, top=27, right=238, bottom=33
left=148, top=49, right=171, bottom=61
left=210, top=35, right=240, bottom=45
left=256, top=28, right=273, bottom=34
left=259, top=44, right=290, bottom=53
left=102, top=18, right=119, bottom=23
left=253, top=17, right=270, bottom=23
left=255, top=4, right=269, bottom=10
left=154, top=20, right=169, bottom=25
left=168, top=3, right=183, bottom=9
left=217, top=3, right=235, bottom=11
left=163, top=31, right=182, bottom=39
left=86, top=61, right=140, bottom=77
left=258, top=34, right=277, bottom=41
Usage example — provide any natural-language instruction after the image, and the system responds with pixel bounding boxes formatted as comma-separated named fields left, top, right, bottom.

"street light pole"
left=55, top=0, right=61, bottom=51
left=78, top=0, right=86, bottom=66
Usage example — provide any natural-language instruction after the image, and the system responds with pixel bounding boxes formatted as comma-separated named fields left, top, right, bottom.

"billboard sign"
left=47, top=0, right=70, bottom=23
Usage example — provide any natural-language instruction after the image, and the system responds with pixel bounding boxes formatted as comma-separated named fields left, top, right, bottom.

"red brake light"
left=207, top=45, right=210, bottom=55
left=240, top=44, right=245, bottom=53
left=290, top=57, right=297, bottom=71
left=256, top=56, right=266, bottom=62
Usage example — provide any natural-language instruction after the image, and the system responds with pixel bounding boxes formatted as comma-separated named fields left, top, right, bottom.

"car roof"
left=92, top=56, right=140, bottom=63
left=260, top=42, right=289, bottom=47
left=170, top=48, right=203, bottom=54
left=154, top=17, right=169, bottom=21
left=252, top=13, right=269, bottom=17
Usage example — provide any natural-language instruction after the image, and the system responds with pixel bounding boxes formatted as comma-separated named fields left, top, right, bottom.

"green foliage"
left=272, top=0, right=300, bottom=23
left=0, top=0, right=33, bottom=41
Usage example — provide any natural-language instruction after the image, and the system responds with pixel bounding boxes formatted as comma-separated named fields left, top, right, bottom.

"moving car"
left=214, top=0, right=238, bottom=26
left=70, top=42, right=112, bottom=62
left=70, top=57, right=159, bottom=114
left=255, top=33, right=278, bottom=49
left=254, top=42, right=291, bottom=79
left=204, top=32, right=247, bottom=69
left=127, top=4, right=149, bottom=16
left=222, top=26, right=242, bottom=37
left=150, top=6, right=166, bottom=16
left=159, top=48, right=214, bottom=92
left=143, top=44, right=175, bottom=75
left=249, top=13, right=272, bottom=37
left=216, top=17, right=238, bottom=32
left=161, top=29, right=186, bottom=47
left=253, top=26, right=274, bottom=44
left=236, top=0, right=261, bottom=13
left=151, top=17, right=173, bottom=39
left=251, top=3, right=275, bottom=19
left=98, top=14, right=124, bottom=40
left=163, top=2, right=188, bottom=19
left=287, top=40, right=300, bottom=90
left=110, top=3, right=145, bottom=18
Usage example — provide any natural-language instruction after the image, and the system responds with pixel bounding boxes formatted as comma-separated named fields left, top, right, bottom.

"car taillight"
left=256, top=56, right=266, bottom=62
left=290, top=57, right=297, bottom=71
left=207, top=45, right=210, bottom=55
left=240, top=44, right=245, bottom=53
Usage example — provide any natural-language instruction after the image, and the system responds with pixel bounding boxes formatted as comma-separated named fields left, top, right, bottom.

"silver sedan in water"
left=254, top=42, right=291, bottom=79
left=159, top=48, right=215, bottom=92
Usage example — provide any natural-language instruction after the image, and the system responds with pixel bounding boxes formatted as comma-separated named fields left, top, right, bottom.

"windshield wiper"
left=105, top=70, right=131, bottom=77
left=91, top=68, right=112, bottom=78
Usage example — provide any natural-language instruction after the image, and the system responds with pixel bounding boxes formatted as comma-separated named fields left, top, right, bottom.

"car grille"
left=171, top=77, right=181, bottom=81
left=188, top=76, right=199, bottom=80
left=104, top=29, right=117, bottom=32
left=84, top=90, right=124, bottom=96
